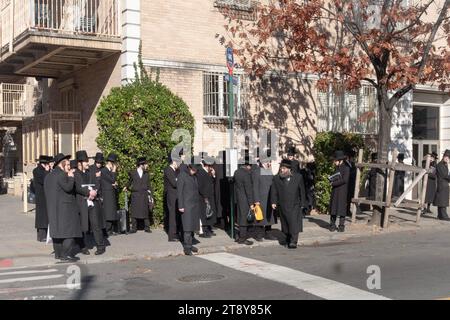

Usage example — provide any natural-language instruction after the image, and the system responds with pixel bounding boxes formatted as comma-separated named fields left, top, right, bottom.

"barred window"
left=318, top=84, right=378, bottom=135
left=203, top=72, right=247, bottom=122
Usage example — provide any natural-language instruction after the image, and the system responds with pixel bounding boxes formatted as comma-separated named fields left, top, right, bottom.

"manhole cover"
left=178, top=274, right=226, bottom=283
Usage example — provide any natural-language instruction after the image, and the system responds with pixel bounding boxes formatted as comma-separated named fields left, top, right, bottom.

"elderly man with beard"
left=271, top=159, right=307, bottom=249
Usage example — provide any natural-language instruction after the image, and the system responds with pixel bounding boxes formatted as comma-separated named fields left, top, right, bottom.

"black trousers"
left=52, top=238, right=75, bottom=259
left=238, top=226, right=249, bottom=240
left=331, top=215, right=346, bottom=226
left=131, top=218, right=150, bottom=231
left=183, top=232, right=193, bottom=251
left=438, top=207, right=449, bottom=219
left=165, top=196, right=180, bottom=239
left=37, top=228, right=47, bottom=242
left=106, top=220, right=118, bottom=233
left=252, top=225, right=265, bottom=239
left=81, top=207, right=105, bottom=249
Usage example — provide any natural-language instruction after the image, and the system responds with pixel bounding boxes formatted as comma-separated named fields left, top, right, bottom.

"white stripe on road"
left=199, top=253, right=390, bottom=300
left=0, top=269, right=59, bottom=277
left=0, top=275, right=63, bottom=284
left=0, top=284, right=76, bottom=295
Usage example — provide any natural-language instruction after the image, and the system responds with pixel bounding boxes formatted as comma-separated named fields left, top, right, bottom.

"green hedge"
left=96, top=73, right=195, bottom=226
left=312, top=132, right=371, bottom=214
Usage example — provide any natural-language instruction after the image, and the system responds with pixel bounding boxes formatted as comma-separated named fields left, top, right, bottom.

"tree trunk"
left=370, top=91, right=392, bottom=226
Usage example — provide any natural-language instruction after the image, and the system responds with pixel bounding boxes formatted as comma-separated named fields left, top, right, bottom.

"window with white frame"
left=203, top=72, right=247, bottom=121
left=318, top=84, right=378, bottom=135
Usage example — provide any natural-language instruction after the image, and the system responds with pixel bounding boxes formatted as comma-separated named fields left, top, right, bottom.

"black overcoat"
left=100, top=167, right=118, bottom=221
left=33, top=165, right=49, bottom=229
left=252, top=165, right=275, bottom=226
left=329, top=163, right=350, bottom=217
left=196, top=167, right=217, bottom=226
left=423, top=160, right=437, bottom=204
left=271, top=173, right=306, bottom=235
left=433, top=161, right=450, bottom=208
left=164, top=166, right=178, bottom=225
left=393, top=169, right=405, bottom=197
left=129, top=169, right=152, bottom=219
left=44, top=167, right=82, bottom=239
left=233, top=167, right=255, bottom=227
left=177, top=171, right=201, bottom=232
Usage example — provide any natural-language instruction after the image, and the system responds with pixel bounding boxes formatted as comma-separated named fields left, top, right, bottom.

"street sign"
left=225, top=74, right=239, bottom=85
left=226, top=47, right=234, bottom=75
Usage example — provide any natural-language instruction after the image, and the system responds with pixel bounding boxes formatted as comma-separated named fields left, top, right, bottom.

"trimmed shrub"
left=96, top=72, right=195, bottom=225
left=312, top=132, right=371, bottom=214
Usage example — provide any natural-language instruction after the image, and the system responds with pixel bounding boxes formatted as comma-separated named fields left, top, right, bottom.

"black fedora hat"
left=137, top=157, right=147, bottom=166
left=333, top=150, right=347, bottom=161
left=70, top=160, right=78, bottom=170
left=431, top=151, right=438, bottom=158
left=36, top=155, right=50, bottom=164
left=53, top=153, right=71, bottom=166
left=287, top=146, right=296, bottom=156
left=397, top=153, right=405, bottom=161
left=106, top=153, right=118, bottom=163
left=91, top=152, right=105, bottom=163
left=76, top=150, right=89, bottom=162
left=280, top=159, right=292, bottom=169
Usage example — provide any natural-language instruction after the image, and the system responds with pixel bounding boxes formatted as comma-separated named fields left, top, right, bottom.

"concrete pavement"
left=1, top=195, right=450, bottom=269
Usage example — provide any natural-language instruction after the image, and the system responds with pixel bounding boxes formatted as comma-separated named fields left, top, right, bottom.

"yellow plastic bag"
left=254, top=204, right=264, bottom=222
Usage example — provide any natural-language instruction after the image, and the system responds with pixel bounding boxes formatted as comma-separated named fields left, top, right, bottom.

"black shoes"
left=329, top=224, right=337, bottom=232
left=129, top=229, right=137, bottom=234
left=237, top=239, right=253, bottom=246
left=145, top=229, right=152, bottom=233
left=338, top=225, right=345, bottom=233
left=192, top=238, right=200, bottom=245
left=288, top=243, right=298, bottom=249
left=59, top=256, right=79, bottom=263
left=254, top=237, right=264, bottom=242
left=210, top=231, right=217, bottom=236
left=264, top=234, right=278, bottom=241
left=95, top=248, right=106, bottom=256
left=81, top=248, right=90, bottom=255
left=191, top=246, right=199, bottom=253
left=184, top=249, right=193, bottom=256
left=200, top=233, right=211, bottom=238
left=438, top=216, right=450, bottom=221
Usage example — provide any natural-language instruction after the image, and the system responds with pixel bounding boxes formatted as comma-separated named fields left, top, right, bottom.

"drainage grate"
left=178, top=274, right=226, bottom=283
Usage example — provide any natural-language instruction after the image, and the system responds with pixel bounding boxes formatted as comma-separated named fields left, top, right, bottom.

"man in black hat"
left=197, top=152, right=218, bottom=238
left=74, top=151, right=106, bottom=256
left=33, top=155, right=51, bottom=242
left=393, top=153, right=406, bottom=198
left=329, top=150, right=350, bottom=232
left=128, top=157, right=153, bottom=233
left=164, top=154, right=181, bottom=241
left=44, top=153, right=82, bottom=262
left=233, top=152, right=255, bottom=246
left=345, top=149, right=357, bottom=217
left=433, top=150, right=450, bottom=221
left=271, top=159, right=307, bottom=249
left=89, top=153, right=105, bottom=229
left=177, top=162, right=201, bottom=256
left=101, top=153, right=119, bottom=236
left=252, top=149, right=277, bottom=241
left=422, top=152, right=438, bottom=215
left=286, top=146, right=300, bottom=174
left=367, top=152, right=379, bottom=200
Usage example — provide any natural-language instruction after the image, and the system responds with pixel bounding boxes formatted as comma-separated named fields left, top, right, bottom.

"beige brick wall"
left=47, top=53, right=121, bottom=156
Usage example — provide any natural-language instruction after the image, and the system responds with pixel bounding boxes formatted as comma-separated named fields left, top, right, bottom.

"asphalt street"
left=1, top=227, right=450, bottom=300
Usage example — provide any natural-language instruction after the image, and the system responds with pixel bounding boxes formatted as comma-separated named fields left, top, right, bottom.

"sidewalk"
left=1, top=195, right=449, bottom=269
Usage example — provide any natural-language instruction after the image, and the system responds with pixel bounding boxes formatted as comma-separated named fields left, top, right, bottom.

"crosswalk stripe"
left=0, top=275, right=63, bottom=284
left=0, top=269, right=59, bottom=277
left=199, top=253, right=390, bottom=300
left=0, top=284, right=75, bottom=295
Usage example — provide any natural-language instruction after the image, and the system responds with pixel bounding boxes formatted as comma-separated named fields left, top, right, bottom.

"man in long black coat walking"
left=433, top=150, right=450, bottom=221
left=177, top=163, right=201, bottom=256
left=252, top=153, right=277, bottom=241
left=234, top=154, right=255, bottom=246
left=129, top=157, right=153, bottom=233
left=196, top=154, right=217, bottom=238
left=164, top=156, right=180, bottom=241
left=33, top=155, right=51, bottom=242
left=422, top=152, right=438, bottom=215
left=74, top=151, right=106, bottom=256
left=44, top=153, right=82, bottom=262
left=329, top=150, right=350, bottom=232
left=89, top=153, right=105, bottom=230
left=101, top=154, right=119, bottom=236
left=271, top=159, right=307, bottom=249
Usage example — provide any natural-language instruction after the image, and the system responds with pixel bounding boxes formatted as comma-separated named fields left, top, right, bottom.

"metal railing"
left=1, top=0, right=120, bottom=49
left=0, top=83, right=33, bottom=117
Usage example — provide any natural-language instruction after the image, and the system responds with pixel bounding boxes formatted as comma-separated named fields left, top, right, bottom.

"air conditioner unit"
left=214, top=0, right=253, bottom=11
